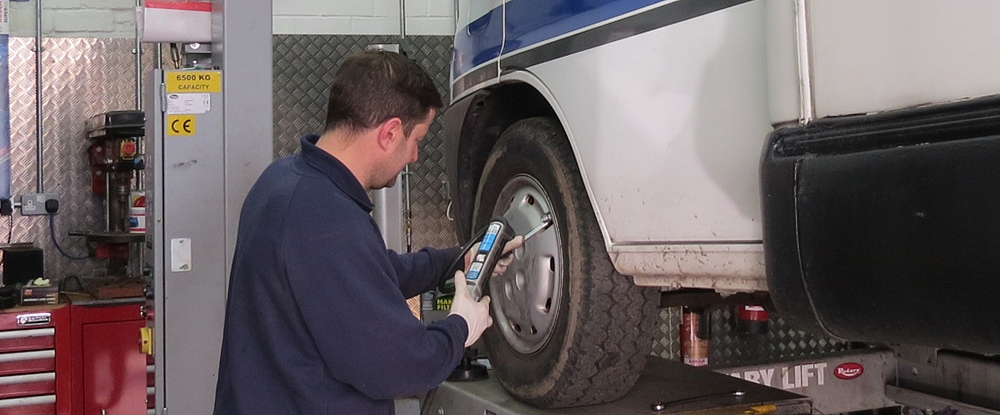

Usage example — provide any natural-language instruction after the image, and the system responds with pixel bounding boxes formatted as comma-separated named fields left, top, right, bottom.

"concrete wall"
left=7, top=0, right=455, bottom=38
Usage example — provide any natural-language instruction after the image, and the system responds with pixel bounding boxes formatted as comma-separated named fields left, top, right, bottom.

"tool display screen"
left=467, top=223, right=503, bottom=282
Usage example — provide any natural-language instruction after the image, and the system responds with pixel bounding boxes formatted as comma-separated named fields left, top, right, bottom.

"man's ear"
left=376, top=118, right=404, bottom=152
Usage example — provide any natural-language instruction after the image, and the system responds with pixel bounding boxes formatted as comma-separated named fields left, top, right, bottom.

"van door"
left=452, top=0, right=506, bottom=101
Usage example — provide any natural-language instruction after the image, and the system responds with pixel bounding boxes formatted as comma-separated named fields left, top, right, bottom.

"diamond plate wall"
left=273, top=35, right=458, bottom=251
left=6, top=38, right=161, bottom=280
left=651, top=308, right=682, bottom=360
left=707, top=307, right=850, bottom=366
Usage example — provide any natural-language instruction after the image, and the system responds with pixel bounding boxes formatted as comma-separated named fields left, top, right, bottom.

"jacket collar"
left=299, top=134, right=374, bottom=212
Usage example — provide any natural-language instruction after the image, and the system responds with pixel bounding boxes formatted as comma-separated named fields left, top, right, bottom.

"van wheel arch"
left=452, top=83, right=558, bottom=241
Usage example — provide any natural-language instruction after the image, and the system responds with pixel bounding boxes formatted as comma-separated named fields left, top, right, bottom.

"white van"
left=443, top=0, right=1000, bottom=408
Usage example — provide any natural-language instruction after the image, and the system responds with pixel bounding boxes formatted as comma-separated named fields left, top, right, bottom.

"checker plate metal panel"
left=7, top=38, right=162, bottom=279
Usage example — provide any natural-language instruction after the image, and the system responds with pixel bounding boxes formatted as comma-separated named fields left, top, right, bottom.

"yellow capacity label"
left=166, top=71, right=222, bottom=93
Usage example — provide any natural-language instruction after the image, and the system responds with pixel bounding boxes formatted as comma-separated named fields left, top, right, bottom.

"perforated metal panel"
left=6, top=38, right=161, bottom=280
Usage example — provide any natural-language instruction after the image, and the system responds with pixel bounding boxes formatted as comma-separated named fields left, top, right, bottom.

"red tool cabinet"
left=69, top=303, right=147, bottom=415
left=0, top=305, right=71, bottom=415
left=0, top=302, right=148, bottom=415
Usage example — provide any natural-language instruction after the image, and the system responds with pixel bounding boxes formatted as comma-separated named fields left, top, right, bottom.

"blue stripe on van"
left=452, top=0, right=755, bottom=97
left=503, top=0, right=664, bottom=55
left=453, top=0, right=665, bottom=78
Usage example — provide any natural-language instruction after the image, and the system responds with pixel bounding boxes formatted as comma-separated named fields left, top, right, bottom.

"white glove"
left=464, top=236, right=525, bottom=278
left=449, top=270, right=493, bottom=347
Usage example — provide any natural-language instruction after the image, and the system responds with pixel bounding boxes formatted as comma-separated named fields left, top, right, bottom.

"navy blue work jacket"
left=214, top=135, right=467, bottom=415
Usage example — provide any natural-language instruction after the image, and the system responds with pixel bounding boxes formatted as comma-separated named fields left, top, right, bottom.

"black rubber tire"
left=474, top=117, right=659, bottom=408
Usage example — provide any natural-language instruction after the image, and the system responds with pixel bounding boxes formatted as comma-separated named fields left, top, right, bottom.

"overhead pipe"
left=34, top=0, right=43, bottom=193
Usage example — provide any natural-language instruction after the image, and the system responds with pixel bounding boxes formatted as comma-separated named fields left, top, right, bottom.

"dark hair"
left=324, top=50, right=443, bottom=135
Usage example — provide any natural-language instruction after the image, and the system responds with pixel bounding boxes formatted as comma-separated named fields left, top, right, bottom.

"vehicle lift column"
left=145, top=0, right=272, bottom=414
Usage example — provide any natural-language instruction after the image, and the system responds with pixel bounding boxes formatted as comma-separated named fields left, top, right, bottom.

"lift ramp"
left=427, top=357, right=811, bottom=415
left=713, top=348, right=896, bottom=414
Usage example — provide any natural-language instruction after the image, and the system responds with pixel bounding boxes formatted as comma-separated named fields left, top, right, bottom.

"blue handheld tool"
left=464, top=218, right=515, bottom=300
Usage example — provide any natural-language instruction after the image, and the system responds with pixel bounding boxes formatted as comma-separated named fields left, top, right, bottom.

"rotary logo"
left=834, top=362, right=864, bottom=380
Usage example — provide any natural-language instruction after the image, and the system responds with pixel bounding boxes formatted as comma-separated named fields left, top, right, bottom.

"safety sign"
left=166, top=71, right=222, bottom=93
left=167, top=115, right=196, bottom=136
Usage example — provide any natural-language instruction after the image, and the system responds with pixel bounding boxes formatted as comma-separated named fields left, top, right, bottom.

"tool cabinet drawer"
left=0, top=311, right=56, bottom=332
left=0, top=373, right=55, bottom=400
left=0, top=307, right=68, bottom=415
left=0, top=351, right=54, bottom=377
left=0, top=395, right=56, bottom=415
left=0, top=330, right=54, bottom=355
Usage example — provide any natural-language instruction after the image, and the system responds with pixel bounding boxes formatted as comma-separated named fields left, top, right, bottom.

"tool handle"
left=465, top=217, right=515, bottom=300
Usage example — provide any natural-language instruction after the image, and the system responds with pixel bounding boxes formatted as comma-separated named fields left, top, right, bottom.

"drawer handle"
left=0, top=328, right=54, bottom=340
left=0, top=394, right=56, bottom=408
left=0, top=372, right=55, bottom=386
left=0, top=350, right=55, bottom=363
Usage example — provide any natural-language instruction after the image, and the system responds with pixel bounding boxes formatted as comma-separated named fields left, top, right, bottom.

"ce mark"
left=167, top=115, right=196, bottom=136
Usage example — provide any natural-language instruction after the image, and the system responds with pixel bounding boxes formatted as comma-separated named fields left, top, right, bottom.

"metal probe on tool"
left=522, top=215, right=553, bottom=242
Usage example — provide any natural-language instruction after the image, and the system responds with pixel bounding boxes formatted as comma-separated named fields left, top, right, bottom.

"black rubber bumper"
left=760, top=95, right=1000, bottom=354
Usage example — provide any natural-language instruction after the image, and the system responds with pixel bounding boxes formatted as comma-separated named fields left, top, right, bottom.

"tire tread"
left=479, top=117, right=659, bottom=408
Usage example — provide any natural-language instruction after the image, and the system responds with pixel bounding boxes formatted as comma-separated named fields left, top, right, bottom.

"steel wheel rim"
left=489, top=174, right=563, bottom=354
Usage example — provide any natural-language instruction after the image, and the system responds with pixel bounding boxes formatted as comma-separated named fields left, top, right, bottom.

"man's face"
left=372, top=109, right=435, bottom=189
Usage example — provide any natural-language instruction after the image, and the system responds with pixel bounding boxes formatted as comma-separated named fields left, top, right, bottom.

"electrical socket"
left=20, top=193, right=59, bottom=215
